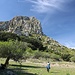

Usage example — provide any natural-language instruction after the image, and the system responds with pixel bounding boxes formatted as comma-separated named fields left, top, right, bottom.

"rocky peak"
left=0, top=16, right=43, bottom=36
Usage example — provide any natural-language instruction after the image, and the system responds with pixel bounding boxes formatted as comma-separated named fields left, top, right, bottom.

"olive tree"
left=0, top=40, right=27, bottom=69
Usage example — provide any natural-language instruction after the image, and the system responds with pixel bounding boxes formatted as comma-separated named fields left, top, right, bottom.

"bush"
left=20, top=36, right=45, bottom=50
left=0, top=40, right=28, bottom=61
left=70, top=56, right=75, bottom=62
left=50, top=53, right=61, bottom=61
left=33, top=50, right=43, bottom=59
left=42, top=52, right=50, bottom=58
left=24, top=48, right=34, bottom=58
left=61, top=54, right=71, bottom=61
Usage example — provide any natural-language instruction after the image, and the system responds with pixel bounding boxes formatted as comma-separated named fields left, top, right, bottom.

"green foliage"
left=70, top=56, right=75, bottom=62
left=0, top=40, right=28, bottom=61
left=50, top=53, right=61, bottom=61
left=0, top=32, right=20, bottom=41
left=0, top=32, right=75, bottom=62
left=61, top=53, right=71, bottom=61
left=0, top=32, right=46, bottom=51
left=41, top=52, right=50, bottom=58
left=20, top=36, right=45, bottom=50
left=23, top=48, right=34, bottom=59
left=33, top=50, right=42, bottom=59
left=22, top=49, right=51, bottom=60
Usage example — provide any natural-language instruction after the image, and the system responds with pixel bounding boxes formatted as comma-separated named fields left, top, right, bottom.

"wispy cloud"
left=56, top=34, right=75, bottom=49
left=25, top=0, right=73, bottom=13
left=64, top=41, right=75, bottom=49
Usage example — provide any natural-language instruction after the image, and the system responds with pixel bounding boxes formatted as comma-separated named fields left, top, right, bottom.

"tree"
left=0, top=32, right=20, bottom=41
left=20, top=36, right=45, bottom=50
left=0, top=40, right=27, bottom=69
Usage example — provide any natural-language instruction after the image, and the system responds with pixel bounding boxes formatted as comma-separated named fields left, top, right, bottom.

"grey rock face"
left=0, top=16, right=43, bottom=36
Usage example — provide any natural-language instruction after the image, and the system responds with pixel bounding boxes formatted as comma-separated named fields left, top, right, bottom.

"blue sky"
left=0, top=0, right=75, bottom=48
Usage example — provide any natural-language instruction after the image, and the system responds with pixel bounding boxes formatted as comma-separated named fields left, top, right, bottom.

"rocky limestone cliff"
left=0, top=16, right=43, bottom=36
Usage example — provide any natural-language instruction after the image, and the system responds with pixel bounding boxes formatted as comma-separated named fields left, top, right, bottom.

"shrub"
left=42, top=52, right=50, bottom=58
left=61, top=54, right=71, bottom=61
left=33, top=50, right=43, bottom=59
left=50, top=53, right=61, bottom=61
left=20, top=36, right=45, bottom=50
left=70, top=56, right=75, bottom=62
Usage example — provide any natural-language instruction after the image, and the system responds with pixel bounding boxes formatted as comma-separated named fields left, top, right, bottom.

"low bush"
left=70, top=56, right=75, bottom=62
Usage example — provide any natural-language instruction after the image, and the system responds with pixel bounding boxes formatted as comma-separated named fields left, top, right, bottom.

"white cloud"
left=25, top=0, right=73, bottom=13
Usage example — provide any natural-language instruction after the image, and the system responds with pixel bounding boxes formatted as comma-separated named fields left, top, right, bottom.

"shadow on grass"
left=8, top=64, right=42, bottom=75
left=16, top=71, right=38, bottom=75
left=0, top=69, right=38, bottom=75
left=10, top=64, right=44, bottom=68
left=22, top=72, right=37, bottom=75
left=8, top=67, right=28, bottom=70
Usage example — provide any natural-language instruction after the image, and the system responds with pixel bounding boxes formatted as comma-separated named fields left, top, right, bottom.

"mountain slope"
left=0, top=16, right=75, bottom=62
left=0, top=16, right=73, bottom=50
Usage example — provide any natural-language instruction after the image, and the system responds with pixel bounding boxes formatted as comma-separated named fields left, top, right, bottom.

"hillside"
left=0, top=16, right=75, bottom=62
left=0, top=16, right=71, bottom=49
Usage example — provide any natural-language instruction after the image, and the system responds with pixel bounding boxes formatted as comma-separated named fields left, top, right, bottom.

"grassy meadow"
left=0, top=58, right=75, bottom=75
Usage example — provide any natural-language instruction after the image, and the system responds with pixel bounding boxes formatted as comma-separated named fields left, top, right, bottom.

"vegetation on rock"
left=0, top=16, right=75, bottom=69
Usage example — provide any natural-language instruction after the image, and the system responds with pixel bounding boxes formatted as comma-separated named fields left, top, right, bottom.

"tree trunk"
left=4, top=56, right=10, bottom=66
left=0, top=56, right=10, bottom=70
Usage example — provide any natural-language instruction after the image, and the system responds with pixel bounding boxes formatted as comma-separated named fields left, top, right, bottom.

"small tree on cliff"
left=0, top=40, right=27, bottom=69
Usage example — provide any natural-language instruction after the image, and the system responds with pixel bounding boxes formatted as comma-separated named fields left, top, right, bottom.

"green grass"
left=20, top=63, right=75, bottom=75
left=0, top=58, right=75, bottom=75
